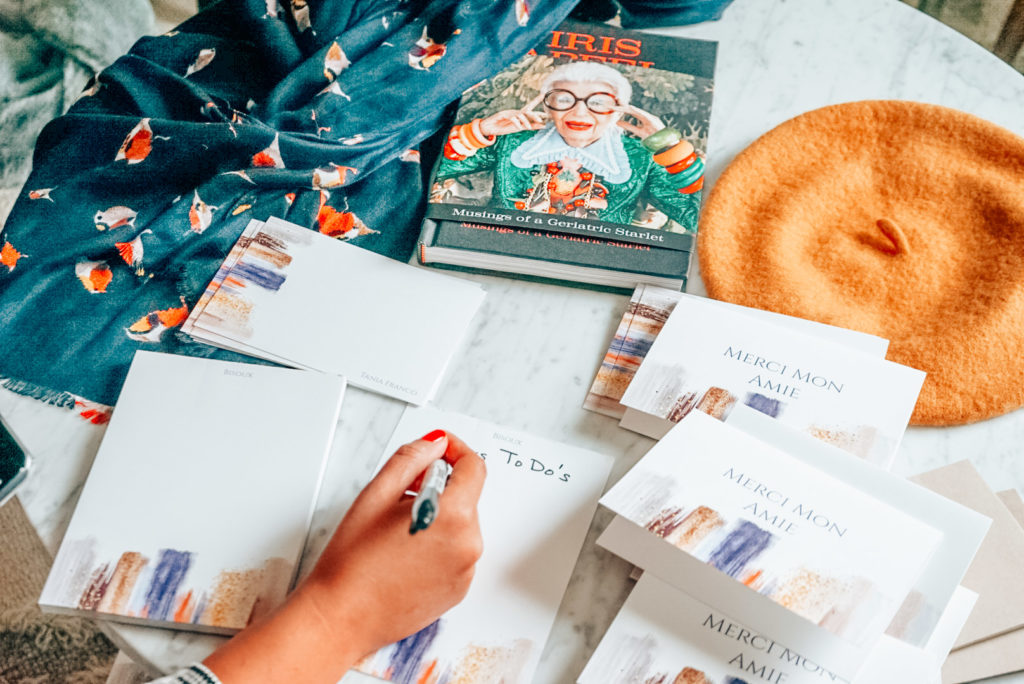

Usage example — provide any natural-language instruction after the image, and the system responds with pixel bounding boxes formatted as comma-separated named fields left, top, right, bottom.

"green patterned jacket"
left=435, top=130, right=701, bottom=230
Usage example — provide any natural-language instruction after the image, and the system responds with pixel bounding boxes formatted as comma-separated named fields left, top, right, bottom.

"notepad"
left=39, top=351, right=345, bottom=635
left=187, top=217, right=486, bottom=404
left=354, top=406, right=614, bottom=684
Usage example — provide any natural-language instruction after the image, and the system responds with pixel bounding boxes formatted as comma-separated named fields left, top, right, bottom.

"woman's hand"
left=301, top=431, right=485, bottom=654
left=615, top=104, right=666, bottom=139
left=203, top=431, right=486, bottom=684
left=478, top=93, right=548, bottom=137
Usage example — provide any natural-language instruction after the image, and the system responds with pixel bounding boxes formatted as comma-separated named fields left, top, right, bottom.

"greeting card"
left=580, top=574, right=977, bottom=684
left=618, top=295, right=923, bottom=467
left=726, top=405, right=990, bottom=650
left=597, top=412, right=942, bottom=678
left=584, top=287, right=888, bottom=419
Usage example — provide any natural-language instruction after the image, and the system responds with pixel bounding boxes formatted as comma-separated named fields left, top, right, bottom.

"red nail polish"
left=421, top=429, right=447, bottom=443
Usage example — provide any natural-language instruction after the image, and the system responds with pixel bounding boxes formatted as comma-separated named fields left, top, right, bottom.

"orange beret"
left=698, top=101, right=1024, bottom=426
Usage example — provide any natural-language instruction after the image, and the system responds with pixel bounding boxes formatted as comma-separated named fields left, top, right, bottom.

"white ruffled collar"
left=509, top=123, right=632, bottom=184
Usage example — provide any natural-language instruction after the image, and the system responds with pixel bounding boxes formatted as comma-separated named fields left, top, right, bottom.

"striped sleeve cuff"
left=148, top=663, right=221, bottom=684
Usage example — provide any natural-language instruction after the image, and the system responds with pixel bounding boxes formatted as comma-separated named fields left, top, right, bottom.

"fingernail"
left=421, top=429, right=447, bottom=443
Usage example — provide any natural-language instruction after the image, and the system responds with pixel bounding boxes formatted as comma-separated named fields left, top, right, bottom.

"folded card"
left=726, top=405, right=990, bottom=650
left=188, top=217, right=486, bottom=404
left=584, top=287, right=889, bottom=419
left=39, top=351, right=345, bottom=634
left=618, top=294, right=924, bottom=467
left=598, top=412, right=942, bottom=679
left=355, top=406, right=614, bottom=684
left=579, top=574, right=978, bottom=684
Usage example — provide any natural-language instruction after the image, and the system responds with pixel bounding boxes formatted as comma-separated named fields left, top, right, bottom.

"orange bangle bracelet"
left=678, top=176, right=704, bottom=194
left=471, top=118, right=495, bottom=146
left=457, top=123, right=478, bottom=150
left=460, top=123, right=483, bottom=148
left=653, top=140, right=696, bottom=167
left=665, top=153, right=699, bottom=174
left=447, top=130, right=473, bottom=158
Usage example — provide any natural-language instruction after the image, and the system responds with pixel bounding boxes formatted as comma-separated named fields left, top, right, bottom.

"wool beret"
left=698, top=100, right=1024, bottom=425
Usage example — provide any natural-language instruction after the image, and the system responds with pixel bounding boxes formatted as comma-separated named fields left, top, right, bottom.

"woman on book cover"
left=434, top=62, right=705, bottom=231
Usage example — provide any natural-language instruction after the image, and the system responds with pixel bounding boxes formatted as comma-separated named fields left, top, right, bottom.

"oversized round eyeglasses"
left=542, top=89, right=618, bottom=115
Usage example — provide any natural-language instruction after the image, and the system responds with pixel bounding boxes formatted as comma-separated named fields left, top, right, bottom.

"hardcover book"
left=417, top=19, right=717, bottom=291
left=354, top=406, right=613, bottom=684
left=597, top=411, right=943, bottom=679
left=584, top=287, right=889, bottom=419
left=186, top=217, right=485, bottom=404
left=39, top=351, right=346, bottom=634
left=617, top=294, right=924, bottom=468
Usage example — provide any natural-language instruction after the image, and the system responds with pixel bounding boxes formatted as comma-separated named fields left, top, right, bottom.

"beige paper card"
left=941, top=488, right=1024, bottom=684
left=997, top=489, right=1024, bottom=525
left=911, top=462, right=1024, bottom=649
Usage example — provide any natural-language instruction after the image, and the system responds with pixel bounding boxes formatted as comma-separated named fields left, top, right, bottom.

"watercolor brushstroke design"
left=200, top=225, right=313, bottom=339
left=356, top=618, right=533, bottom=684
left=45, top=536, right=292, bottom=630
left=587, top=633, right=750, bottom=684
left=884, top=588, right=942, bottom=646
left=585, top=286, right=681, bottom=417
left=625, top=361, right=774, bottom=424
left=625, top=359, right=888, bottom=463
left=182, top=221, right=262, bottom=334
left=613, top=471, right=886, bottom=641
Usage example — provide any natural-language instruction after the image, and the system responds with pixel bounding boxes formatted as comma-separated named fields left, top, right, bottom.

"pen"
left=410, top=458, right=452, bottom=534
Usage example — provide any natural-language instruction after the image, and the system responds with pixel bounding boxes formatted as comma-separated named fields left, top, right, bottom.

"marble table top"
left=6, top=0, right=1024, bottom=681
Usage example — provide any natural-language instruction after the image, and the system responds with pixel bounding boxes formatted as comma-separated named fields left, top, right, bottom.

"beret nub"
left=697, top=100, right=1024, bottom=426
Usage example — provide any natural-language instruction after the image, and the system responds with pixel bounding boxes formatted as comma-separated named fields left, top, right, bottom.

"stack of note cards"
left=355, top=406, right=614, bottom=684
left=39, top=351, right=346, bottom=634
left=184, top=217, right=486, bottom=405
left=586, top=407, right=991, bottom=682
left=585, top=286, right=923, bottom=469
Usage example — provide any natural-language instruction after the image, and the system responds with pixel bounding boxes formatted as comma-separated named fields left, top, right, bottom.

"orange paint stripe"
left=417, top=660, right=438, bottom=684
left=174, top=589, right=194, bottom=622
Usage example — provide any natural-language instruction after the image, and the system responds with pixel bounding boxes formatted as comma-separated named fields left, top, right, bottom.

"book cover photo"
left=39, top=351, right=346, bottom=634
left=354, top=406, right=613, bottom=684
left=418, top=19, right=717, bottom=290
left=618, top=294, right=924, bottom=467
left=597, top=412, right=942, bottom=679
